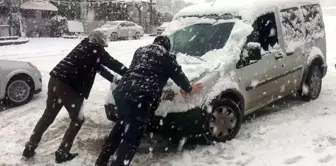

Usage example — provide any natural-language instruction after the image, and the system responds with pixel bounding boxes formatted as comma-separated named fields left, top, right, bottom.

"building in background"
left=20, top=0, right=59, bottom=37
left=0, top=0, right=22, bottom=37
left=0, top=0, right=59, bottom=38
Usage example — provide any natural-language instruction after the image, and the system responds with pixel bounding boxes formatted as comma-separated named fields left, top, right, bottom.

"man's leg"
left=96, top=119, right=125, bottom=166
left=23, top=80, right=63, bottom=158
left=110, top=101, right=149, bottom=166
left=55, top=95, right=84, bottom=163
left=110, top=117, right=147, bottom=166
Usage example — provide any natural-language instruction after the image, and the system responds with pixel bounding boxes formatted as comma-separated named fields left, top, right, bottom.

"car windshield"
left=169, top=22, right=235, bottom=57
left=102, top=22, right=119, bottom=28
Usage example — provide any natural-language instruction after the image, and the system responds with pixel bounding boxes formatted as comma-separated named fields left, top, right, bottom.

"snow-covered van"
left=105, top=0, right=327, bottom=143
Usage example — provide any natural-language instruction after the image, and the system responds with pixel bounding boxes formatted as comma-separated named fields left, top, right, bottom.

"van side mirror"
left=246, top=42, right=262, bottom=61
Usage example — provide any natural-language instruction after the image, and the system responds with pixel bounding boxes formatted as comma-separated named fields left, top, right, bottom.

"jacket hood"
left=88, top=30, right=108, bottom=47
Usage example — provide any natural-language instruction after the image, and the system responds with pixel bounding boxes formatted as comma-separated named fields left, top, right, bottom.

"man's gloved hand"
left=113, top=76, right=120, bottom=85
left=180, top=83, right=203, bottom=95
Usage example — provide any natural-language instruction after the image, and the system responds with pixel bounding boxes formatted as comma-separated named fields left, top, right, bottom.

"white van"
left=105, top=0, right=327, bottom=143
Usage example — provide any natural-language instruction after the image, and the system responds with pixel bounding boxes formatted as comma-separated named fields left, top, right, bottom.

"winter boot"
left=22, top=142, right=37, bottom=159
left=55, top=150, right=78, bottom=163
left=95, top=151, right=111, bottom=166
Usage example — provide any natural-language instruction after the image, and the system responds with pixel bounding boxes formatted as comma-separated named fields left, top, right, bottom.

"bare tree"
left=134, top=2, right=143, bottom=24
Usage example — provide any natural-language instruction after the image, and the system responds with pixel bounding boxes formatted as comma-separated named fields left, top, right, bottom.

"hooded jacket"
left=50, top=38, right=128, bottom=99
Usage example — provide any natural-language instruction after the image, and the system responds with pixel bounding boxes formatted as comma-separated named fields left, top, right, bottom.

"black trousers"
left=100, top=93, right=152, bottom=166
left=27, top=77, right=84, bottom=153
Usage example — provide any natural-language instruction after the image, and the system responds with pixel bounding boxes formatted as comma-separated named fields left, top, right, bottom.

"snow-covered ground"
left=1, top=15, right=336, bottom=165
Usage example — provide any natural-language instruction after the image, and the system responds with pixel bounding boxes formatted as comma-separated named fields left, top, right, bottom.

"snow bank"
left=0, top=37, right=29, bottom=45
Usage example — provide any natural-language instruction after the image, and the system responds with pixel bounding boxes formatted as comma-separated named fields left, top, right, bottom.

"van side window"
left=239, top=13, right=279, bottom=67
left=280, top=7, right=305, bottom=53
left=301, top=4, right=325, bottom=41
left=250, top=13, right=279, bottom=52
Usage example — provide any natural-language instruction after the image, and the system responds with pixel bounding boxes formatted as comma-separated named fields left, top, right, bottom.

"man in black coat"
left=95, top=35, right=203, bottom=166
left=22, top=30, right=128, bottom=163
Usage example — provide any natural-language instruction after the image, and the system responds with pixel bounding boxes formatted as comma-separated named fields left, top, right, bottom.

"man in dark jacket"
left=95, top=35, right=203, bottom=166
left=22, top=30, right=128, bottom=163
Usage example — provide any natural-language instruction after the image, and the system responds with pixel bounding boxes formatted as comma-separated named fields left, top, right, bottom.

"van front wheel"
left=301, top=66, right=322, bottom=101
left=204, top=98, right=242, bottom=143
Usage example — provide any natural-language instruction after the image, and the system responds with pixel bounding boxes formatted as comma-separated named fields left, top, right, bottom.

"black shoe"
left=22, top=142, right=37, bottom=159
left=55, top=150, right=78, bottom=163
left=95, top=151, right=111, bottom=166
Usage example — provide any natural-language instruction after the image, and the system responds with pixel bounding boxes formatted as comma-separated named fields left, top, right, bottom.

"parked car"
left=0, top=60, right=42, bottom=106
left=157, top=22, right=170, bottom=35
left=105, top=0, right=327, bottom=143
left=95, top=21, right=144, bottom=41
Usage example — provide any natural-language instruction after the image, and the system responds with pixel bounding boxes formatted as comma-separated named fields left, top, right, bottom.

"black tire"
left=134, top=32, right=141, bottom=40
left=301, top=65, right=322, bottom=101
left=204, top=98, right=242, bottom=143
left=5, top=74, right=34, bottom=107
left=110, top=32, right=118, bottom=41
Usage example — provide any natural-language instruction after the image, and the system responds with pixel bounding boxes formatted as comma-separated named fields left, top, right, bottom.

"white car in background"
left=0, top=60, right=42, bottom=106
left=95, top=21, right=144, bottom=41
left=157, top=22, right=170, bottom=35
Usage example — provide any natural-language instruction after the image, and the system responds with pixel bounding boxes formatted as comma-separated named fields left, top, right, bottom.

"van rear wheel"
left=204, top=98, right=242, bottom=143
left=301, top=65, right=322, bottom=101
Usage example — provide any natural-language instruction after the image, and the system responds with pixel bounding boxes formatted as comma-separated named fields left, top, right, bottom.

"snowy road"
left=0, top=16, right=336, bottom=166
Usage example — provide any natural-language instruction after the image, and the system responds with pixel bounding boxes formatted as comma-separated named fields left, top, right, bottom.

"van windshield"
left=169, top=22, right=235, bottom=57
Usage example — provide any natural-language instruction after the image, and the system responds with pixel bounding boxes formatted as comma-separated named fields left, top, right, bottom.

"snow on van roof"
left=174, top=0, right=320, bottom=22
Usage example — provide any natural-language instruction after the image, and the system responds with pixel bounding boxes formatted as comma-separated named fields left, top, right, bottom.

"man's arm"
left=100, top=50, right=128, bottom=76
left=98, top=65, right=115, bottom=83
left=165, top=53, right=193, bottom=93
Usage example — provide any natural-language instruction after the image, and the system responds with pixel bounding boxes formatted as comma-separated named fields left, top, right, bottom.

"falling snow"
left=78, top=104, right=84, bottom=121
left=123, top=160, right=130, bottom=165
left=0, top=9, right=334, bottom=166
left=178, top=137, right=187, bottom=152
